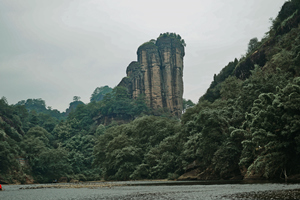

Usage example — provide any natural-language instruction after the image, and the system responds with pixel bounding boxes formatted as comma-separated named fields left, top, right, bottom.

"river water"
left=1, top=181, right=300, bottom=200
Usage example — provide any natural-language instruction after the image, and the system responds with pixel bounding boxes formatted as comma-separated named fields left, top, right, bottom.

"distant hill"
left=17, top=98, right=65, bottom=120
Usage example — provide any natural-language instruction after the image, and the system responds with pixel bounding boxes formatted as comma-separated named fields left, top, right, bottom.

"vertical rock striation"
left=118, top=34, right=185, bottom=117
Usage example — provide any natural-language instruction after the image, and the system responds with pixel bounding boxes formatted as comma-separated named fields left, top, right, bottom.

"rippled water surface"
left=1, top=181, right=300, bottom=200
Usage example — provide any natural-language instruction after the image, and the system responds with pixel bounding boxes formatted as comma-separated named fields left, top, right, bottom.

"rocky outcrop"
left=118, top=34, right=185, bottom=117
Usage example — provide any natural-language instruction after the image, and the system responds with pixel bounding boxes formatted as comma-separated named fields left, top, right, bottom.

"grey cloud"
left=0, top=0, right=286, bottom=111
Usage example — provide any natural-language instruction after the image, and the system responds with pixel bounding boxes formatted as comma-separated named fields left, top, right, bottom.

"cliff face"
left=118, top=35, right=185, bottom=117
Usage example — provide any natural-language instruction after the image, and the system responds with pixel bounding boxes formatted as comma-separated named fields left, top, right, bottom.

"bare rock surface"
left=118, top=37, right=185, bottom=117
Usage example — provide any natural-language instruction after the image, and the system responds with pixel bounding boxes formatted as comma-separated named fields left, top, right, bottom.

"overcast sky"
left=0, top=0, right=286, bottom=111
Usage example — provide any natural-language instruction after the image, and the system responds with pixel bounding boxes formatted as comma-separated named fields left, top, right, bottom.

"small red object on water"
left=0, top=184, right=2, bottom=190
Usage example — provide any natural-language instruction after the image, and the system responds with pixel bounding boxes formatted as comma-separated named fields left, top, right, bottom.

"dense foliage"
left=93, top=116, right=181, bottom=180
left=158, top=32, right=186, bottom=47
left=138, top=32, right=186, bottom=51
left=177, top=0, right=300, bottom=179
left=92, top=1, right=300, bottom=181
left=17, top=98, right=65, bottom=121
left=0, top=85, right=150, bottom=183
left=90, top=86, right=112, bottom=102
left=201, top=58, right=239, bottom=102
left=1, top=1, right=300, bottom=184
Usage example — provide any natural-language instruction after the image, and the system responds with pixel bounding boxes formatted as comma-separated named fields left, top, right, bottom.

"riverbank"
left=223, top=188, right=300, bottom=200
left=1, top=181, right=300, bottom=200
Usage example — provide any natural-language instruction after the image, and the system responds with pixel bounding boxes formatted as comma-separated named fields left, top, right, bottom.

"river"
left=1, top=180, right=300, bottom=200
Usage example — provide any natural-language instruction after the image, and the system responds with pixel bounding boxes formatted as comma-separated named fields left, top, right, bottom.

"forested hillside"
left=92, top=0, right=300, bottom=181
left=178, top=0, right=300, bottom=180
left=0, top=84, right=150, bottom=183
left=1, top=0, right=300, bottom=184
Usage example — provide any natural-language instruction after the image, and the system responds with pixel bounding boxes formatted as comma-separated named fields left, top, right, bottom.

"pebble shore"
left=1, top=181, right=300, bottom=200
left=223, top=188, right=300, bottom=200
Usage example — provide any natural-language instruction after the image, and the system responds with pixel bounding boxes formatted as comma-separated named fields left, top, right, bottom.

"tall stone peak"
left=118, top=33, right=185, bottom=117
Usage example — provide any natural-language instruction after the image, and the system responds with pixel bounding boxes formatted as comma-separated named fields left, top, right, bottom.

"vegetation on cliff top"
left=137, top=32, right=185, bottom=52
left=157, top=32, right=186, bottom=47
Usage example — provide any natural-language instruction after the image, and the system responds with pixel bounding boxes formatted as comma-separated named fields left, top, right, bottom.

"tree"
left=182, top=99, right=195, bottom=113
left=32, top=147, right=72, bottom=182
left=95, top=124, right=105, bottom=136
left=65, top=99, right=84, bottom=116
left=0, top=139, right=20, bottom=173
left=212, top=128, right=246, bottom=178
left=73, top=96, right=81, bottom=102
left=26, top=126, right=52, bottom=144
left=201, top=59, right=238, bottom=102
left=64, top=134, right=96, bottom=176
left=220, top=76, right=242, bottom=100
left=16, top=98, right=64, bottom=121
left=131, top=94, right=149, bottom=117
left=141, top=134, right=182, bottom=179
left=247, top=37, right=259, bottom=54
left=240, top=77, right=300, bottom=179
left=53, top=121, right=72, bottom=140
left=90, top=86, right=112, bottom=102
left=100, top=86, right=134, bottom=119
left=93, top=115, right=180, bottom=180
